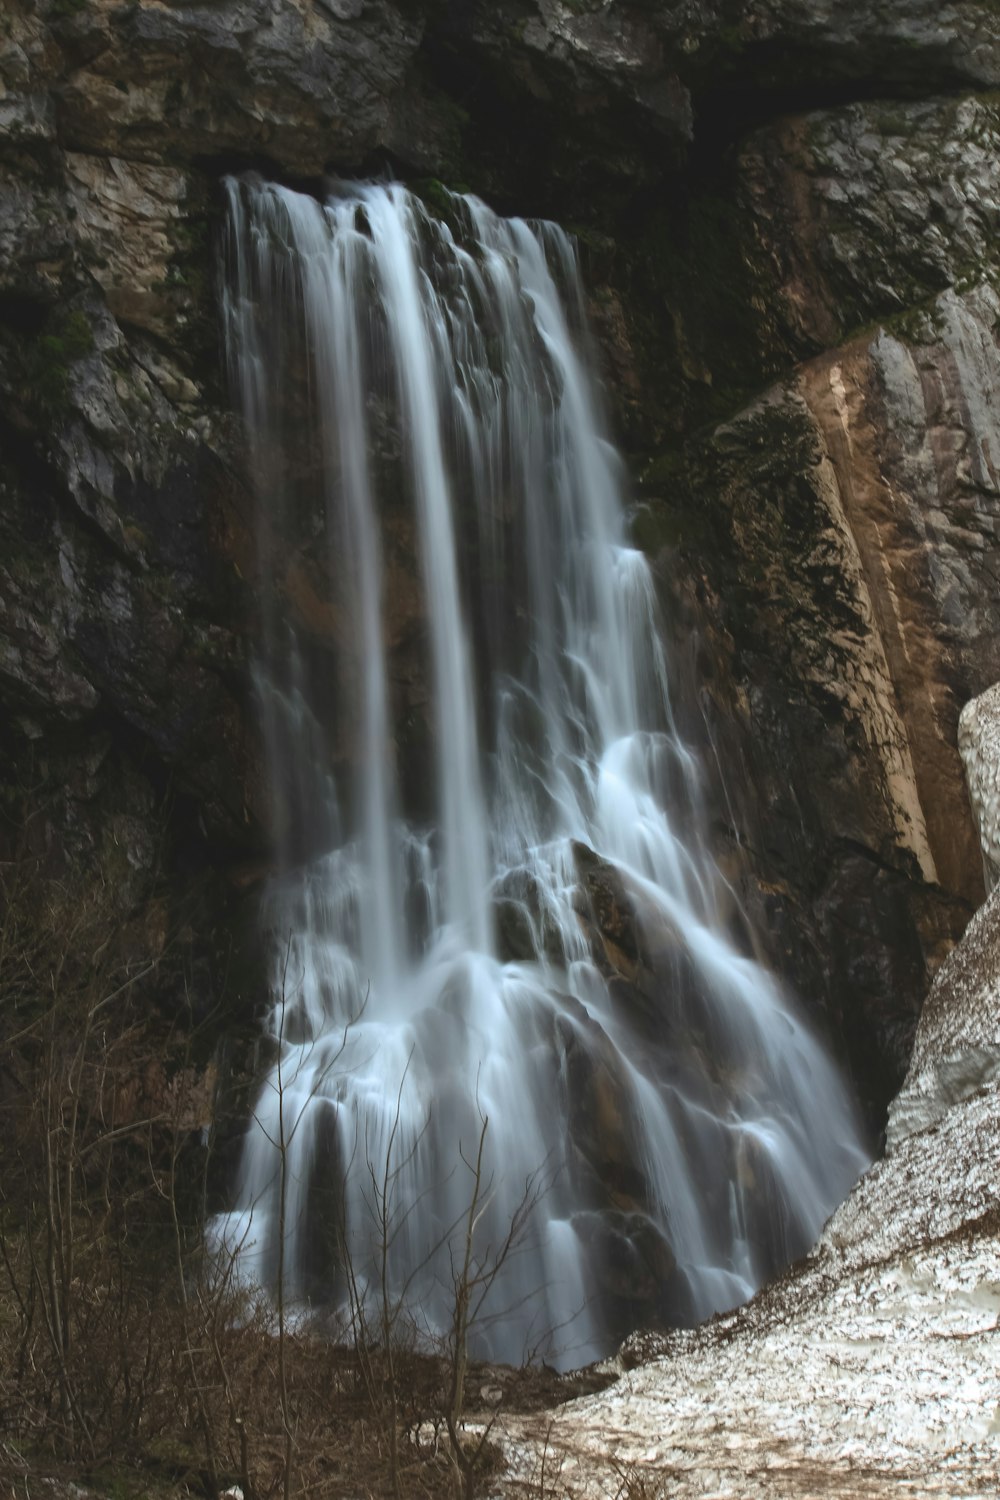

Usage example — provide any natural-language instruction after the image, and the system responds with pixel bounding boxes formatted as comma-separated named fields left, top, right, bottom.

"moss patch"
left=14, top=307, right=94, bottom=413
left=615, top=167, right=789, bottom=446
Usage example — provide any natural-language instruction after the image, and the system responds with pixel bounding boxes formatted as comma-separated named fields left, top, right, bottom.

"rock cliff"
left=1, top=0, right=998, bottom=1154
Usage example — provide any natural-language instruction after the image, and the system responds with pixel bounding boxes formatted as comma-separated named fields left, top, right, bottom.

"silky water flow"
left=212, top=175, right=869, bottom=1368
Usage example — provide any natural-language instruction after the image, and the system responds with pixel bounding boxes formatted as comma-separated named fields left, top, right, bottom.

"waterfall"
left=212, top=175, right=869, bottom=1369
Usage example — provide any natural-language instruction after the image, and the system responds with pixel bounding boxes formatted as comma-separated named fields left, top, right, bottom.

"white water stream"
left=213, top=176, right=869, bottom=1368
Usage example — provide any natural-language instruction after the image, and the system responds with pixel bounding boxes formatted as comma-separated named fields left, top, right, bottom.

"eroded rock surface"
left=887, top=885, right=1000, bottom=1146
left=636, top=92, right=1000, bottom=1121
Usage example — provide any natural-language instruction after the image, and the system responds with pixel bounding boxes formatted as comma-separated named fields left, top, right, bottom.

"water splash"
left=211, top=176, right=869, bottom=1368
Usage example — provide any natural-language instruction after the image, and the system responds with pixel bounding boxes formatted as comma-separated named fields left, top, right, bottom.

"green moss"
left=412, top=176, right=472, bottom=223
left=172, top=212, right=209, bottom=253
left=121, top=521, right=151, bottom=555
left=18, top=308, right=94, bottom=412
left=630, top=497, right=711, bottom=553
left=624, top=179, right=785, bottom=438
left=677, top=394, right=864, bottom=659
left=60, top=310, right=94, bottom=360
left=640, top=448, right=688, bottom=492
left=160, top=203, right=217, bottom=386
left=712, top=22, right=748, bottom=60
left=883, top=297, right=949, bottom=345
left=408, top=177, right=484, bottom=255
left=628, top=444, right=734, bottom=556
left=673, top=196, right=769, bottom=395
left=166, top=218, right=209, bottom=306
left=837, top=283, right=962, bottom=353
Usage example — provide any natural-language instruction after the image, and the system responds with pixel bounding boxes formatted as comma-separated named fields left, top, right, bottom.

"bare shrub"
left=0, top=848, right=559, bottom=1499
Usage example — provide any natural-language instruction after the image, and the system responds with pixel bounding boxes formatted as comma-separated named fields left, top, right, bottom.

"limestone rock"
left=64, top=154, right=190, bottom=341
left=1, top=0, right=999, bottom=1181
left=662, top=379, right=977, bottom=1119
left=433, top=0, right=1000, bottom=204
left=48, top=0, right=432, bottom=177
left=676, top=0, right=1000, bottom=94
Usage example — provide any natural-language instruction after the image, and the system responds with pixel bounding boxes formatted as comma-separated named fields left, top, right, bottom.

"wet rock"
left=571, top=1208, right=677, bottom=1329
left=433, top=0, right=692, bottom=193
left=493, top=867, right=566, bottom=965
left=555, top=993, right=651, bottom=1212
left=571, top=841, right=696, bottom=998
left=571, top=840, right=646, bottom=980
left=887, top=883, right=1000, bottom=1146
left=634, top=92, right=1000, bottom=1121
left=494, top=896, right=540, bottom=963
left=1, top=0, right=999, bottom=1245
left=665, top=376, right=982, bottom=1120
left=427, top=1, right=1000, bottom=209
left=739, top=95, right=1000, bottom=359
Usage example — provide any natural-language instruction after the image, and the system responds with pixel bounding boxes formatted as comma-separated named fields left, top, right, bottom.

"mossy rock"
left=12, top=307, right=94, bottom=413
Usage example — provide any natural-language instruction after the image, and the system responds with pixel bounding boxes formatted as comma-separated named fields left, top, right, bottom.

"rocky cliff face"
left=1, top=0, right=998, bottom=1118
left=627, top=90, right=1000, bottom=1120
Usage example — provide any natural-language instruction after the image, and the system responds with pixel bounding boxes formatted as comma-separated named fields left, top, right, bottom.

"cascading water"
left=213, top=175, right=869, bottom=1368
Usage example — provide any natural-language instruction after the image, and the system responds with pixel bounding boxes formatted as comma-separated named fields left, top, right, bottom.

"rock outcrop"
left=4, top=7, right=1000, bottom=1493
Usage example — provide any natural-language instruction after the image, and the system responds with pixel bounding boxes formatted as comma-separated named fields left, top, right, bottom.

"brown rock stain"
left=799, top=346, right=981, bottom=907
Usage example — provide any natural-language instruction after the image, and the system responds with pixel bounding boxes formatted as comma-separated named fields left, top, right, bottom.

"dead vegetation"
left=0, top=839, right=606, bottom=1500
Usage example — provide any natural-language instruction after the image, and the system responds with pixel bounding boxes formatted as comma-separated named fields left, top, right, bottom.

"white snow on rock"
left=959, top=681, right=1000, bottom=890
left=491, top=687, right=1000, bottom=1499
left=887, top=885, right=1000, bottom=1147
